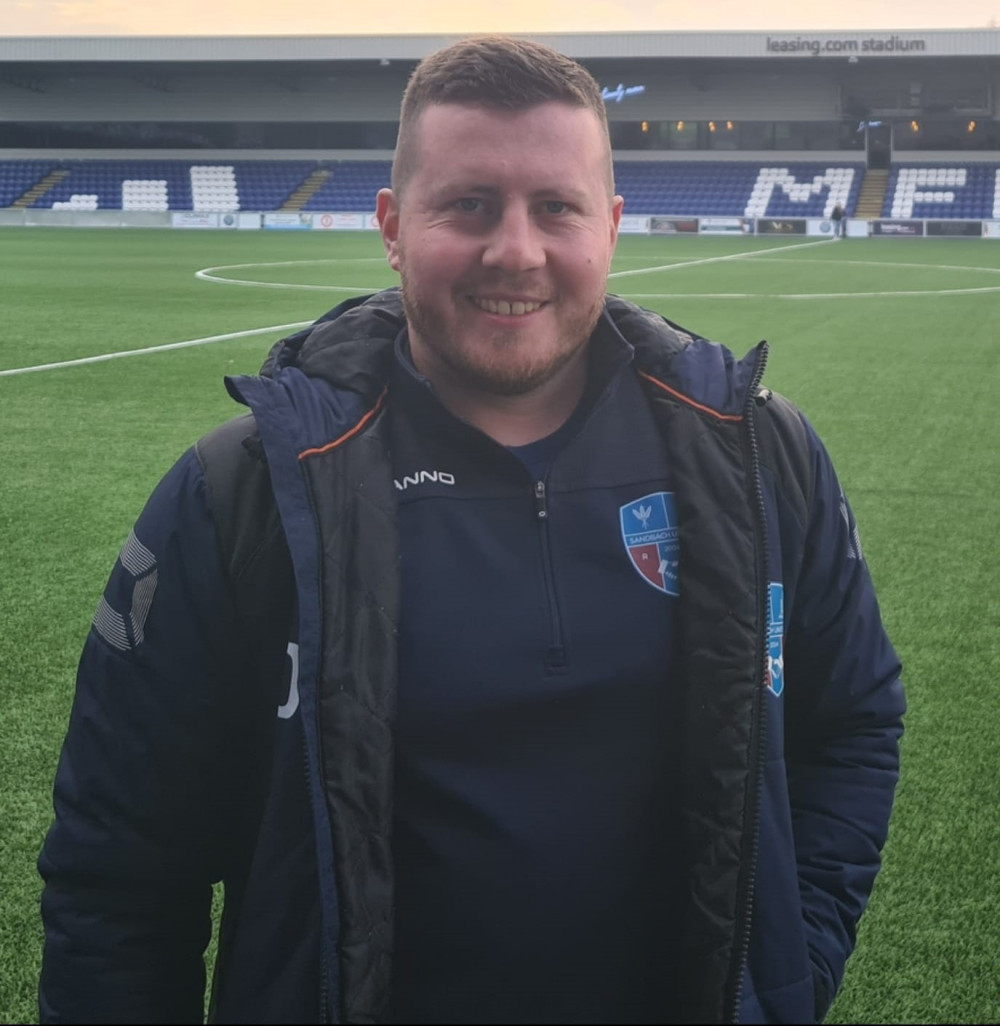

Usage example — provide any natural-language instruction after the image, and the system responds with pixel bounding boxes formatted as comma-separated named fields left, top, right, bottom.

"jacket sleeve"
left=782, top=417, right=906, bottom=1022
left=38, top=448, right=259, bottom=1024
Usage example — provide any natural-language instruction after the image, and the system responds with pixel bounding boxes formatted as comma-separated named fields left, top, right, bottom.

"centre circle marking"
left=195, top=254, right=1000, bottom=299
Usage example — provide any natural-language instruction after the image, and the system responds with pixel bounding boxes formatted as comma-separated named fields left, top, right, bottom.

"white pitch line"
left=731, top=256, right=1000, bottom=275
left=196, top=276, right=384, bottom=292
left=616, top=286, right=1000, bottom=300
left=196, top=257, right=388, bottom=291
left=607, top=238, right=833, bottom=279
left=195, top=242, right=835, bottom=293
left=11, top=239, right=996, bottom=378
left=0, top=321, right=312, bottom=378
left=200, top=257, right=388, bottom=272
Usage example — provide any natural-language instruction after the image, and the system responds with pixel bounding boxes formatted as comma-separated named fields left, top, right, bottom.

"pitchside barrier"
left=640, top=215, right=1000, bottom=238
left=0, top=209, right=382, bottom=230
left=1, top=207, right=999, bottom=238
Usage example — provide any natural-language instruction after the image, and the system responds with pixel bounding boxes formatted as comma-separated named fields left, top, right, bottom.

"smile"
left=470, top=297, right=545, bottom=316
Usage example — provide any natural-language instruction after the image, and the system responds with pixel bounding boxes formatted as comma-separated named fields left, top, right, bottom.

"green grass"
left=2, top=227, right=999, bottom=1023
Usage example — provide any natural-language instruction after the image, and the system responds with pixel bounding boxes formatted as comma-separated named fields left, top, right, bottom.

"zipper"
left=302, top=673, right=336, bottom=1024
left=533, top=479, right=567, bottom=671
left=300, top=474, right=340, bottom=1024
left=725, top=341, right=771, bottom=1023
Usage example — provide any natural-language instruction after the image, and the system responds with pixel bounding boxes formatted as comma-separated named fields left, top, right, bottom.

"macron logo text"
left=394, top=470, right=456, bottom=491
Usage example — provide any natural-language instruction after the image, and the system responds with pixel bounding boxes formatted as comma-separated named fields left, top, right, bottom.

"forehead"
left=407, top=102, right=610, bottom=190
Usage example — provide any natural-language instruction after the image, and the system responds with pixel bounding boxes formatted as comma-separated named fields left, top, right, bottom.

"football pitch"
left=2, top=226, right=999, bottom=1023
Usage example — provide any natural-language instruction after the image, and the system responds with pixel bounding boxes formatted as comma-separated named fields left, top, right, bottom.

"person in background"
left=39, top=34, right=904, bottom=1025
left=831, top=200, right=847, bottom=237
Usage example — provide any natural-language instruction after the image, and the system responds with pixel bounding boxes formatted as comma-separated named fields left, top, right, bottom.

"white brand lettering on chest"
left=394, top=470, right=456, bottom=491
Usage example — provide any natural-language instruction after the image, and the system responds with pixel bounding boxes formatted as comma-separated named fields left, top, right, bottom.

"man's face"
left=377, top=102, right=623, bottom=397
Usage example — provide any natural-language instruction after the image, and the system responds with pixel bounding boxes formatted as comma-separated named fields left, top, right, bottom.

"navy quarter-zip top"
left=389, top=318, right=687, bottom=1024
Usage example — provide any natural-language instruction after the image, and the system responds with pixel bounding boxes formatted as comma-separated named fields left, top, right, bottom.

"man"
left=39, top=35, right=904, bottom=1025
left=831, top=201, right=847, bottom=237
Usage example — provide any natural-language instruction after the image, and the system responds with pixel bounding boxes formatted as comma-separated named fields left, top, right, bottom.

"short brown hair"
left=392, top=35, right=612, bottom=195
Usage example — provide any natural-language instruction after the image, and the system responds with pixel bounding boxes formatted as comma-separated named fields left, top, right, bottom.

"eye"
left=542, top=200, right=569, bottom=214
left=455, top=198, right=482, bottom=212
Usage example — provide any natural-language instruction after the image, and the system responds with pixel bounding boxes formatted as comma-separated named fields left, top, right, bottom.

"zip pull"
left=534, top=480, right=548, bottom=519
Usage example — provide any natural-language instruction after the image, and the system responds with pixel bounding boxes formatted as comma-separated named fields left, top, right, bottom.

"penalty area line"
left=0, top=321, right=313, bottom=378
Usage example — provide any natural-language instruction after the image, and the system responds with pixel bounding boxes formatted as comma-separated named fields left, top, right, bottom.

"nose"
left=481, top=205, right=545, bottom=272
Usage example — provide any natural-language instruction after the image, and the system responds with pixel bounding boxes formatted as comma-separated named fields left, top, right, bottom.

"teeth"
left=473, top=297, right=543, bottom=316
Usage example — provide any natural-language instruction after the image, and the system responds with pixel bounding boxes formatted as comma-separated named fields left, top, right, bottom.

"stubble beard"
left=399, top=272, right=606, bottom=398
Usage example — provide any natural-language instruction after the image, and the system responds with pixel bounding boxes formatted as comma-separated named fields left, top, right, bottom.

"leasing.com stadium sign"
left=765, top=34, right=927, bottom=57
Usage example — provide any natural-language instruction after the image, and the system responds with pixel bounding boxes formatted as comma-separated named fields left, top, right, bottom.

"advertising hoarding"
left=925, top=220, right=983, bottom=237
left=807, top=219, right=836, bottom=237
left=871, top=219, right=924, bottom=237
left=312, top=212, right=366, bottom=231
left=756, top=218, right=807, bottom=235
left=650, top=216, right=699, bottom=234
left=618, top=214, right=651, bottom=235
left=698, top=217, right=752, bottom=235
left=171, top=211, right=219, bottom=229
left=263, top=212, right=312, bottom=231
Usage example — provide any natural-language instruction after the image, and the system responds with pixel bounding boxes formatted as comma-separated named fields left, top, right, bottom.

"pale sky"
left=5, top=0, right=1000, bottom=36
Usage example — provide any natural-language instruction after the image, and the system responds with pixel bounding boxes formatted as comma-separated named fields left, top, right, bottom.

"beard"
left=399, top=270, right=606, bottom=398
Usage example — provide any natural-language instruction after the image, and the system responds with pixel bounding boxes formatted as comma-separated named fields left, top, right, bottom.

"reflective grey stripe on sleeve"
left=93, top=597, right=131, bottom=651
left=92, top=529, right=159, bottom=652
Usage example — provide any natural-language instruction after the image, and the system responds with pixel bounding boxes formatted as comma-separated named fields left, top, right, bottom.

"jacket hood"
left=259, top=289, right=404, bottom=400
left=605, top=294, right=765, bottom=419
left=260, top=288, right=765, bottom=420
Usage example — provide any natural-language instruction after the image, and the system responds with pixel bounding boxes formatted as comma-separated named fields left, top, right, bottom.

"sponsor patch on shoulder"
left=620, top=491, right=679, bottom=596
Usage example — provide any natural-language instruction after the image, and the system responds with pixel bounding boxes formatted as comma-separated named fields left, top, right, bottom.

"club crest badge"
left=620, top=491, right=679, bottom=596
left=767, top=581, right=785, bottom=697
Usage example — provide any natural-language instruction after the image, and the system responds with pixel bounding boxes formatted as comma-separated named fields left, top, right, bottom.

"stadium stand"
left=614, top=161, right=862, bottom=217
left=745, top=165, right=860, bottom=218
left=2, top=158, right=858, bottom=216
left=302, top=161, right=392, bottom=211
left=53, top=193, right=99, bottom=211
left=5, top=158, right=1000, bottom=220
left=1, top=159, right=321, bottom=213
left=884, top=165, right=1000, bottom=219
left=0, top=160, right=59, bottom=207
left=36, top=161, right=193, bottom=211
left=190, top=165, right=239, bottom=212
left=234, top=161, right=318, bottom=211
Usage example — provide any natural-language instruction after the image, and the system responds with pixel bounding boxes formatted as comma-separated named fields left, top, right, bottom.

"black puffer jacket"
left=40, top=290, right=904, bottom=1024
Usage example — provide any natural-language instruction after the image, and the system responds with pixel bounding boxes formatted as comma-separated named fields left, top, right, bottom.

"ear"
left=376, top=188, right=401, bottom=271
left=610, top=194, right=624, bottom=249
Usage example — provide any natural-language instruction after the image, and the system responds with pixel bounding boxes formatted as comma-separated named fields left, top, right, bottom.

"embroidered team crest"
left=767, top=582, right=785, bottom=697
left=620, top=492, right=679, bottom=596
